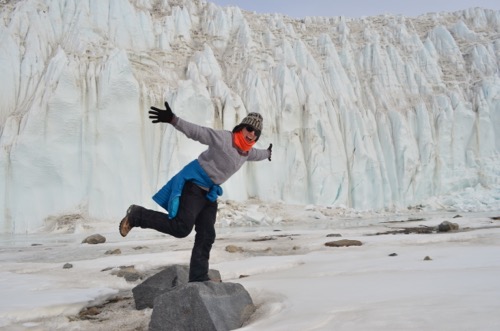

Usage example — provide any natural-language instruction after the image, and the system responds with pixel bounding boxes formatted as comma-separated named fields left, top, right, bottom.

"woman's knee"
left=174, top=224, right=193, bottom=238
left=194, top=227, right=215, bottom=244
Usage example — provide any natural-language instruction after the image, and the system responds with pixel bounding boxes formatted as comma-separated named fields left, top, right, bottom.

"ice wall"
left=0, top=0, right=499, bottom=233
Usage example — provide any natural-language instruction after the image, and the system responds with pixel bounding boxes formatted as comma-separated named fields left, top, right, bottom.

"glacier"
left=0, top=0, right=499, bottom=233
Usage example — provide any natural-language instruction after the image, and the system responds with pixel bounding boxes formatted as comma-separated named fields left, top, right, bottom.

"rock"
left=124, top=272, right=142, bottom=282
left=325, top=239, right=362, bottom=247
left=111, top=266, right=143, bottom=282
left=79, top=306, right=100, bottom=318
left=252, top=236, right=275, bottom=242
left=373, top=226, right=435, bottom=235
left=105, top=249, right=121, bottom=255
left=388, top=253, right=398, bottom=257
left=225, top=245, right=243, bottom=253
left=437, top=221, right=459, bottom=232
left=63, top=263, right=73, bottom=269
left=132, top=265, right=221, bottom=310
left=326, top=233, right=342, bottom=237
left=149, top=282, right=255, bottom=331
left=424, top=256, right=432, bottom=261
left=81, top=234, right=106, bottom=244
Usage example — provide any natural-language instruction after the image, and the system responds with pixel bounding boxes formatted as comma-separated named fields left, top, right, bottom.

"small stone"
left=124, top=273, right=142, bottom=282
left=424, top=256, right=432, bottom=261
left=133, top=246, right=148, bottom=250
left=112, top=266, right=143, bottom=282
left=79, top=306, right=100, bottom=318
left=325, top=239, right=362, bottom=247
left=437, top=221, right=459, bottom=232
left=105, top=249, right=122, bottom=255
left=82, top=234, right=106, bottom=244
left=252, top=236, right=275, bottom=242
left=326, top=233, right=342, bottom=237
left=389, top=253, right=398, bottom=257
left=63, top=263, right=73, bottom=269
left=225, top=245, right=243, bottom=253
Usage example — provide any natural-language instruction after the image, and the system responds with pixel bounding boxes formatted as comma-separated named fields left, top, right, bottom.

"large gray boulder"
left=132, top=265, right=221, bottom=310
left=149, top=281, right=255, bottom=331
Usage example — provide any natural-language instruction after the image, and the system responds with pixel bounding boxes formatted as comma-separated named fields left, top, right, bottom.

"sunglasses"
left=244, top=125, right=261, bottom=136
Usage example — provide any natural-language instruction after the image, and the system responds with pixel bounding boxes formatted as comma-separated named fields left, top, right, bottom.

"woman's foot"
left=119, top=205, right=139, bottom=237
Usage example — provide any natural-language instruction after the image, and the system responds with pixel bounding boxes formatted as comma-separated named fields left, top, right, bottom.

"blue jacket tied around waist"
left=152, top=160, right=223, bottom=219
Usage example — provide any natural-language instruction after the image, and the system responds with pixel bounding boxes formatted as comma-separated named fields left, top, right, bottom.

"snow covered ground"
left=0, top=200, right=499, bottom=331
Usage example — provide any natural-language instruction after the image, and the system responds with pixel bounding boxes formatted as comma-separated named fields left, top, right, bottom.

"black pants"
left=130, top=181, right=218, bottom=282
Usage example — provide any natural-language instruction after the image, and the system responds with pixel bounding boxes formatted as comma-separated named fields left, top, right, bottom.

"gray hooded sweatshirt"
left=172, top=117, right=270, bottom=185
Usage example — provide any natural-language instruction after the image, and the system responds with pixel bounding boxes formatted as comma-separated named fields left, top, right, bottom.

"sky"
left=209, top=0, right=500, bottom=18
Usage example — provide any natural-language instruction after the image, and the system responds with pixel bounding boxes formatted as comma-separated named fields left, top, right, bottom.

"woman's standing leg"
left=188, top=200, right=218, bottom=282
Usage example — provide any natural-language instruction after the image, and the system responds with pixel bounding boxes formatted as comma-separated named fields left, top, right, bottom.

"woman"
left=119, top=101, right=272, bottom=282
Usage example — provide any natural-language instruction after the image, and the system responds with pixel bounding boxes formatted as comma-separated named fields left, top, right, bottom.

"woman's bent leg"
left=130, top=182, right=208, bottom=238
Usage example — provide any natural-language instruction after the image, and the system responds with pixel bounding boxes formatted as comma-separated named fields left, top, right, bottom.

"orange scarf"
left=233, top=131, right=255, bottom=152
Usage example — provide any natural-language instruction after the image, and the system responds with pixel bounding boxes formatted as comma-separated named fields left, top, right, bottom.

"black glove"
left=267, top=143, right=273, bottom=161
left=149, top=101, right=174, bottom=123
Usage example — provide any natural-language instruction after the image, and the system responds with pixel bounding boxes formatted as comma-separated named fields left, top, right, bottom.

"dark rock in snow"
left=132, top=265, right=221, bottom=310
left=105, top=248, right=121, bottom=255
left=326, top=233, right=342, bottom=237
left=252, top=236, right=275, bottom=242
left=149, top=281, right=255, bottom=331
left=111, top=266, right=143, bottom=282
left=325, top=239, right=362, bottom=247
left=437, top=221, right=459, bottom=232
left=63, top=263, right=73, bottom=269
left=81, top=234, right=106, bottom=244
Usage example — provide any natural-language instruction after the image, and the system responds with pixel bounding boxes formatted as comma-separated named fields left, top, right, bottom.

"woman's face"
left=242, top=125, right=259, bottom=142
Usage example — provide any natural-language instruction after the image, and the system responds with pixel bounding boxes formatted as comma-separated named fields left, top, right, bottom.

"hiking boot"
left=119, top=205, right=139, bottom=237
